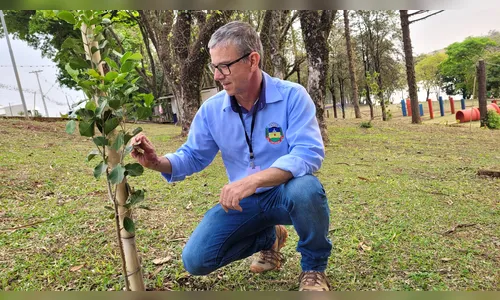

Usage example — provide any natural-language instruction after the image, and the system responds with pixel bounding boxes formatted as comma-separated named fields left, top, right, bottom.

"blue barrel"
left=461, top=98, right=466, bottom=110
left=401, top=99, right=407, bottom=117
left=438, top=96, right=444, bottom=116
left=419, top=103, right=424, bottom=116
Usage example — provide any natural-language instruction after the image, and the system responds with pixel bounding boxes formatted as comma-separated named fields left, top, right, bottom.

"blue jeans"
left=182, top=175, right=332, bottom=275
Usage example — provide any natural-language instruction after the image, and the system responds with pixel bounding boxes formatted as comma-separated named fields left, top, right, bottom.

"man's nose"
left=213, top=68, right=224, bottom=81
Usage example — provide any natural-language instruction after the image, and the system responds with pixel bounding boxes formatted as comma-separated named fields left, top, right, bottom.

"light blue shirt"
left=162, top=71, right=325, bottom=192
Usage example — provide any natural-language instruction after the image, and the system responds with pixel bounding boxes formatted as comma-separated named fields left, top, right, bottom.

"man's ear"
left=250, top=52, right=260, bottom=70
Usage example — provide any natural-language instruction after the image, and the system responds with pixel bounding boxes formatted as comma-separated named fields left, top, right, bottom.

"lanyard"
left=235, top=100, right=258, bottom=167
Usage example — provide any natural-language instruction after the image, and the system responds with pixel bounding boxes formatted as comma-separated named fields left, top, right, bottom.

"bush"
left=360, top=121, right=373, bottom=128
left=484, top=110, right=500, bottom=129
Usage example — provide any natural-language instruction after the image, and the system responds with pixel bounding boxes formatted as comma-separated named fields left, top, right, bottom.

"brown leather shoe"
left=249, top=225, right=288, bottom=273
left=298, top=271, right=330, bottom=291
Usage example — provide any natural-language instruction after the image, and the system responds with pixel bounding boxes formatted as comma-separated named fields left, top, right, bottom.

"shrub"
left=360, top=121, right=373, bottom=128
left=484, top=110, right=500, bottom=129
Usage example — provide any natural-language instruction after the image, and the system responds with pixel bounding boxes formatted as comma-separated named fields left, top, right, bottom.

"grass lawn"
left=0, top=110, right=498, bottom=291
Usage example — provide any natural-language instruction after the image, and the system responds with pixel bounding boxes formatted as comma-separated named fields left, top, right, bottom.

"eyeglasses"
left=208, top=52, right=251, bottom=76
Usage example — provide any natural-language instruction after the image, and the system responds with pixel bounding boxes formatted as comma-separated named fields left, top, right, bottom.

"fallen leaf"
left=185, top=201, right=192, bottom=210
left=441, top=257, right=453, bottom=262
left=357, top=176, right=370, bottom=182
left=70, top=264, right=84, bottom=272
left=151, top=265, right=164, bottom=277
left=357, top=241, right=372, bottom=252
left=152, top=256, right=172, bottom=265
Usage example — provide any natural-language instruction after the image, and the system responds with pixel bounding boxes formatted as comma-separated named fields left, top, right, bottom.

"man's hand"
left=130, top=133, right=161, bottom=170
left=219, top=177, right=258, bottom=213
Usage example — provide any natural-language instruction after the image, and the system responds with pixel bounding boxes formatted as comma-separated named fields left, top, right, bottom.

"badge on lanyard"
left=236, top=100, right=261, bottom=176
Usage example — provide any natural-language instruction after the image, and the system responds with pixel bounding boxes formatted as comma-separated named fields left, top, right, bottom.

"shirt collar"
left=221, top=71, right=283, bottom=112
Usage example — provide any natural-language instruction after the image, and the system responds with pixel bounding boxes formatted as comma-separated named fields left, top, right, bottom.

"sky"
left=1, top=9, right=500, bottom=117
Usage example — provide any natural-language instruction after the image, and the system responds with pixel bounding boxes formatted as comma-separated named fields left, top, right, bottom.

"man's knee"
left=182, top=245, right=214, bottom=276
left=286, top=175, right=326, bottom=204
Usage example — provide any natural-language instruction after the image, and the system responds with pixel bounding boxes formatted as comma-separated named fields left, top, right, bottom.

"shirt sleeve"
left=161, top=106, right=219, bottom=182
left=270, top=85, right=325, bottom=177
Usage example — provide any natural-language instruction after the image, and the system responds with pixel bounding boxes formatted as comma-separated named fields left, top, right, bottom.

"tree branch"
left=409, top=10, right=444, bottom=24
left=407, top=10, right=428, bottom=18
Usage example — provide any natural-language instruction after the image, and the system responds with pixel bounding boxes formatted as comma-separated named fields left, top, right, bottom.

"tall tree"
left=400, top=10, right=420, bottom=124
left=439, top=37, right=496, bottom=99
left=139, top=10, right=233, bottom=136
left=415, top=52, right=447, bottom=101
left=299, top=10, right=336, bottom=144
left=343, top=10, right=361, bottom=118
left=400, top=10, right=444, bottom=124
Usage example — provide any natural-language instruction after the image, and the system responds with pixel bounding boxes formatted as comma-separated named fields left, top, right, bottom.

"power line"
left=0, top=65, right=58, bottom=68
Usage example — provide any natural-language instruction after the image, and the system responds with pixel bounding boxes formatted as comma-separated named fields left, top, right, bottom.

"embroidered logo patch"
left=265, top=122, right=284, bottom=144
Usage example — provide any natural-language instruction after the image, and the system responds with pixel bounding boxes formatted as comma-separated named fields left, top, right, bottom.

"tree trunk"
left=81, top=23, right=144, bottom=291
left=477, top=60, right=487, bottom=127
left=400, top=10, right=421, bottom=124
left=329, top=76, right=338, bottom=118
left=339, top=77, right=346, bottom=119
left=377, top=73, right=387, bottom=120
left=343, top=10, right=361, bottom=118
left=260, top=11, right=274, bottom=76
left=366, top=85, right=374, bottom=120
left=299, top=10, right=336, bottom=144
left=426, top=88, right=430, bottom=101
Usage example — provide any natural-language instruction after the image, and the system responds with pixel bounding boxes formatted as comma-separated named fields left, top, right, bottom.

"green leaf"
left=85, top=101, right=97, bottom=112
left=66, top=120, right=76, bottom=134
left=104, top=206, right=114, bottom=211
left=126, top=189, right=145, bottom=207
left=136, top=107, right=151, bottom=120
left=93, top=161, right=107, bottom=179
left=114, top=73, right=128, bottom=84
left=123, top=145, right=133, bottom=157
left=79, top=80, right=97, bottom=89
left=124, top=86, right=138, bottom=95
left=95, top=99, right=108, bottom=116
left=57, top=11, right=76, bottom=24
left=65, top=63, right=79, bottom=81
left=108, top=164, right=126, bottom=184
left=104, top=57, right=118, bottom=70
left=102, top=18, right=111, bottom=24
left=87, top=69, right=102, bottom=79
left=84, top=10, right=93, bottom=19
left=78, top=120, right=95, bottom=137
left=86, top=149, right=100, bottom=162
left=111, top=132, right=124, bottom=151
left=143, top=94, right=154, bottom=107
left=104, top=71, right=119, bottom=83
left=120, top=52, right=132, bottom=64
left=120, top=60, right=135, bottom=73
left=128, top=53, right=143, bottom=61
left=132, top=127, right=143, bottom=136
left=108, top=99, right=121, bottom=110
left=123, top=217, right=135, bottom=233
left=69, top=57, right=89, bottom=69
left=104, top=117, right=120, bottom=135
left=93, top=136, right=108, bottom=147
left=125, top=163, right=144, bottom=177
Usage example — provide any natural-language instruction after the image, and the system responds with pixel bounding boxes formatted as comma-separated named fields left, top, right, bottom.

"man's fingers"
left=221, top=204, right=229, bottom=213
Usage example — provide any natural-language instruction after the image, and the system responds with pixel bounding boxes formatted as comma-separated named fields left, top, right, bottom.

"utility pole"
left=0, top=10, right=29, bottom=118
left=29, top=70, right=49, bottom=117
left=65, top=95, right=71, bottom=110
left=33, top=92, right=36, bottom=116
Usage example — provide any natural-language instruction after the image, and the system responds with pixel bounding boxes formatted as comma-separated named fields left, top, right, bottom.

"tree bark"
left=343, top=10, right=361, bottom=118
left=299, top=10, right=336, bottom=144
left=339, top=77, right=346, bottom=119
left=477, top=59, right=487, bottom=127
left=400, top=10, right=421, bottom=124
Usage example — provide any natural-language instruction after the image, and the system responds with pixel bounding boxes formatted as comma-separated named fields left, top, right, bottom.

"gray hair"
left=208, top=21, right=263, bottom=68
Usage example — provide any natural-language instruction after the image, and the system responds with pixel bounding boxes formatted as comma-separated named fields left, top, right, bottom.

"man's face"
left=209, top=44, right=252, bottom=96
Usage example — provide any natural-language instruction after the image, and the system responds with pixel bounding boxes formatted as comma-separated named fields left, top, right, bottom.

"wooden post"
left=477, top=60, right=487, bottom=127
